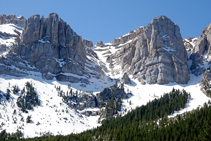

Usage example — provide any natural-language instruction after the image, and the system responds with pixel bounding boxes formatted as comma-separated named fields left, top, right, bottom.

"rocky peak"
left=21, top=13, right=78, bottom=46
left=0, top=13, right=95, bottom=83
left=201, top=23, right=211, bottom=38
left=96, top=41, right=105, bottom=47
left=150, top=15, right=172, bottom=24
left=104, top=15, right=189, bottom=84
left=190, top=23, right=211, bottom=75
left=0, top=14, right=26, bottom=27
left=83, top=39, right=93, bottom=47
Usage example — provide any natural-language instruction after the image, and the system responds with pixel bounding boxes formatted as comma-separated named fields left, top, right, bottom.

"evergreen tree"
left=6, top=89, right=10, bottom=100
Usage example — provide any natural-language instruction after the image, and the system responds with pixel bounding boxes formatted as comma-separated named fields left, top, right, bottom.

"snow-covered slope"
left=0, top=61, right=210, bottom=138
left=93, top=39, right=210, bottom=117
left=0, top=23, right=22, bottom=55
left=0, top=14, right=210, bottom=138
left=0, top=74, right=114, bottom=138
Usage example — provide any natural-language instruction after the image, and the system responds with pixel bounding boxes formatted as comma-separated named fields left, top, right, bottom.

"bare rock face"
left=0, top=14, right=26, bottom=27
left=190, top=23, right=211, bottom=75
left=200, top=69, right=211, bottom=97
left=0, top=13, right=93, bottom=83
left=83, top=39, right=93, bottom=47
left=96, top=41, right=105, bottom=47
left=106, top=16, right=190, bottom=84
left=121, top=73, right=131, bottom=84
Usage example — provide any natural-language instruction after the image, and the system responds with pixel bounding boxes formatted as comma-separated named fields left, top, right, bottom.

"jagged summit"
left=0, top=13, right=106, bottom=84
left=0, top=14, right=26, bottom=27
left=190, top=22, right=211, bottom=75
left=95, top=15, right=190, bottom=84
left=0, top=13, right=210, bottom=139
left=150, top=15, right=172, bottom=22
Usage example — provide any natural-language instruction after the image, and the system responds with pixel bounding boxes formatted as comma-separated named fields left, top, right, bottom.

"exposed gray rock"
left=121, top=73, right=131, bottom=84
left=190, top=23, right=211, bottom=75
left=85, top=47, right=99, bottom=59
left=201, top=69, right=211, bottom=85
left=106, top=16, right=190, bottom=84
left=200, top=69, right=211, bottom=97
left=21, top=14, right=41, bottom=44
left=55, top=74, right=80, bottom=83
left=83, top=39, right=93, bottom=47
left=0, top=14, right=26, bottom=27
left=85, top=47, right=107, bottom=80
left=183, top=38, right=194, bottom=50
left=0, top=13, right=100, bottom=81
left=96, top=41, right=105, bottom=47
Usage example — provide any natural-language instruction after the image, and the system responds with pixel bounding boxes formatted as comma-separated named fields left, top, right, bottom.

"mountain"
left=95, top=16, right=190, bottom=85
left=0, top=14, right=25, bottom=27
left=0, top=14, right=25, bottom=55
left=190, top=23, right=211, bottom=75
left=0, top=13, right=210, bottom=139
left=0, top=13, right=106, bottom=83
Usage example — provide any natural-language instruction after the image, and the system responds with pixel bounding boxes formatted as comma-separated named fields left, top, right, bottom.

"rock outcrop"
left=58, top=83, right=129, bottom=117
left=96, top=41, right=105, bottom=47
left=0, top=14, right=25, bottom=55
left=121, top=73, right=131, bottom=84
left=0, top=13, right=105, bottom=83
left=200, top=68, right=211, bottom=97
left=183, top=37, right=197, bottom=50
left=105, top=16, right=190, bottom=84
left=83, top=39, right=93, bottom=47
left=190, top=23, right=211, bottom=75
left=0, top=14, right=26, bottom=27
left=18, top=13, right=86, bottom=76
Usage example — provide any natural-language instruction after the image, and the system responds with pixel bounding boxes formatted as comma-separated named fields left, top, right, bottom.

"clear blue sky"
left=0, top=0, right=210, bottom=44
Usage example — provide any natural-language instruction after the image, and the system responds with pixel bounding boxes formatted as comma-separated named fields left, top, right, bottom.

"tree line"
left=2, top=88, right=206, bottom=141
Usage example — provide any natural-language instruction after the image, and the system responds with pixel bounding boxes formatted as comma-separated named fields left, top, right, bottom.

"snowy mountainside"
left=0, top=75, right=110, bottom=138
left=94, top=16, right=190, bottom=85
left=0, top=13, right=210, bottom=139
left=0, top=67, right=210, bottom=138
left=0, top=23, right=22, bottom=55
left=190, top=23, right=211, bottom=75
left=93, top=39, right=211, bottom=118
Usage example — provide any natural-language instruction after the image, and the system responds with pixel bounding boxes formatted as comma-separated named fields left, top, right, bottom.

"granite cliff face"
left=101, top=16, right=190, bottom=84
left=190, top=23, right=211, bottom=75
left=0, top=13, right=105, bottom=83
